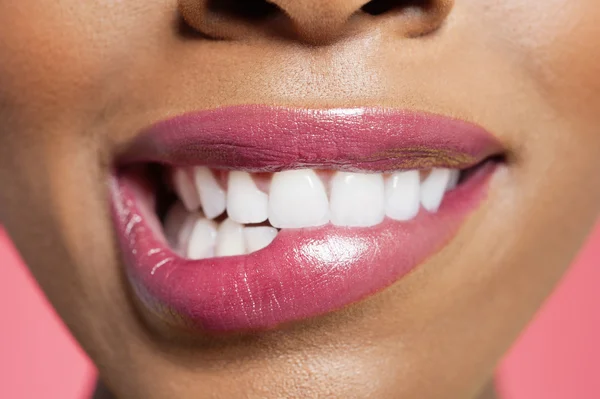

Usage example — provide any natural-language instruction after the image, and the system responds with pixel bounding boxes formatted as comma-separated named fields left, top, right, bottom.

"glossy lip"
left=120, top=106, right=500, bottom=172
left=111, top=106, right=503, bottom=333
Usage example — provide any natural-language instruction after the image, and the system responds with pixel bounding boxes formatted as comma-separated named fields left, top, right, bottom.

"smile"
left=110, top=106, right=504, bottom=332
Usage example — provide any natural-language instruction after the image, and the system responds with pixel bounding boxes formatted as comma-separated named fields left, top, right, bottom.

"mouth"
left=110, top=106, right=505, bottom=333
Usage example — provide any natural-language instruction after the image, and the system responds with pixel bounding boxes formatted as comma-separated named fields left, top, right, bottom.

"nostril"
left=206, top=0, right=280, bottom=21
left=361, top=0, right=429, bottom=16
left=180, top=0, right=453, bottom=43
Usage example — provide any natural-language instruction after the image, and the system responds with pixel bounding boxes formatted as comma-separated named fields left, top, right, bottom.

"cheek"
left=0, top=4, right=98, bottom=111
left=0, top=1, right=169, bottom=119
left=476, top=0, right=600, bottom=116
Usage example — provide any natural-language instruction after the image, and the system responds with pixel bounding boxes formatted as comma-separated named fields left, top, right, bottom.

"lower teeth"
left=164, top=202, right=278, bottom=259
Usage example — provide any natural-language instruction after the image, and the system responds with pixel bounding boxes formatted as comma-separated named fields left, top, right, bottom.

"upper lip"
left=118, top=105, right=503, bottom=170
left=111, top=105, right=504, bottom=333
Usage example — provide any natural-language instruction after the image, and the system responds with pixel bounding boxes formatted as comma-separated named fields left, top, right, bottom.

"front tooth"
left=193, top=167, right=226, bottom=219
left=215, top=218, right=246, bottom=257
left=173, top=168, right=200, bottom=211
left=186, top=218, right=218, bottom=260
left=163, top=202, right=196, bottom=255
left=268, top=169, right=329, bottom=228
left=446, top=170, right=461, bottom=192
left=385, top=171, right=421, bottom=221
left=330, top=172, right=385, bottom=227
left=244, top=226, right=278, bottom=253
left=420, top=168, right=451, bottom=212
left=227, top=171, right=268, bottom=224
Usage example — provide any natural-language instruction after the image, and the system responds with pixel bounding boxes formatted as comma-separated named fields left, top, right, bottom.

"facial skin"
left=1, top=0, right=600, bottom=398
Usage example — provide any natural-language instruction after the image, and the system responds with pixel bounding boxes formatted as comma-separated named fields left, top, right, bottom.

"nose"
left=179, top=0, right=454, bottom=45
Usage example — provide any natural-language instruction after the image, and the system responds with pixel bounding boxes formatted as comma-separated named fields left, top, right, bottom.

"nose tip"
left=179, top=0, right=455, bottom=45
left=271, top=0, right=376, bottom=44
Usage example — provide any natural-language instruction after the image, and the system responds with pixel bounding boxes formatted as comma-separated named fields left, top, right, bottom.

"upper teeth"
left=167, top=167, right=460, bottom=257
left=384, top=171, right=421, bottom=221
left=172, top=168, right=201, bottom=212
left=329, top=172, right=385, bottom=227
left=226, top=171, right=269, bottom=224
left=269, top=169, right=329, bottom=228
left=193, top=166, right=226, bottom=219
left=420, top=168, right=453, bottom=213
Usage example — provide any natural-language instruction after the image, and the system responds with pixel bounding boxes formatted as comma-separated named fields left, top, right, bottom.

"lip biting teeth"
left=166, top=166, right=462, bottom=259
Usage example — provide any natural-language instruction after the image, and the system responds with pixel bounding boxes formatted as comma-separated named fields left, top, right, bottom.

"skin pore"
left=1, top=1, right=600, bottom=398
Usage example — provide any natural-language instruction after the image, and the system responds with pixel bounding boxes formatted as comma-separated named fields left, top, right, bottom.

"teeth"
left=167, top=167, right=464, bottom=259
left=330, top=172, right=385, bottom=227
left=227, top=171, right=269, bottom=224
left=215, top=218, right=246, bottom=257
left=186, top=218, right=218, bottom=260
left=385, top=171, right=421, bottom=221
left=268, top=169, right=329, bottom=228
left=193, top=167, right=226, bottom=219
left=446, top=170, right=461, bottom=192
left=420, top=168, right=452, bottom=212
left=244, top=226, right=278, bottom=253
left=172, top=168, right=200, bottom=211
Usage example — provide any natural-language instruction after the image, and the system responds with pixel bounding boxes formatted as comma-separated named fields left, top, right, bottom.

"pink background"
left=1, top=223, right=598, bottom=399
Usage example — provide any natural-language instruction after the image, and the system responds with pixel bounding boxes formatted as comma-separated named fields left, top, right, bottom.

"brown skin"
left=1, top=0, right=599, bottom=398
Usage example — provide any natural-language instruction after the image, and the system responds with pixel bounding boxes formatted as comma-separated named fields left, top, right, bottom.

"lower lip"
left=110, top=162, right=496, bottom=333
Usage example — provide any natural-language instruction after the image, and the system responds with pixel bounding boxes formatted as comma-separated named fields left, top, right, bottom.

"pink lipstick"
left=111, top=106, right=503, bottom=332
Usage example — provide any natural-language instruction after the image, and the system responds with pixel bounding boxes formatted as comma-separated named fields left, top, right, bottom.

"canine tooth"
left=186, top=218, right=218, bottom=260
left=421, top=168, right=451, bottom=212
left=244, top=226, right=278, bottom=253
left=163, top=202, right=196, bottom=254
left=268, top=169, right=329, bottom=228
left=446, top=170, right=461, bottom=192
left=330, top=172, right=385, bottom=227
left=227, top=171, right=268, bottom=224
left=173, top=168, right=200, bottom=211
left=215, top=218, right=246, bottom=257
left=385, top=171, right=420, bottom=221
left=193, top=167, right=226, bottom=219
